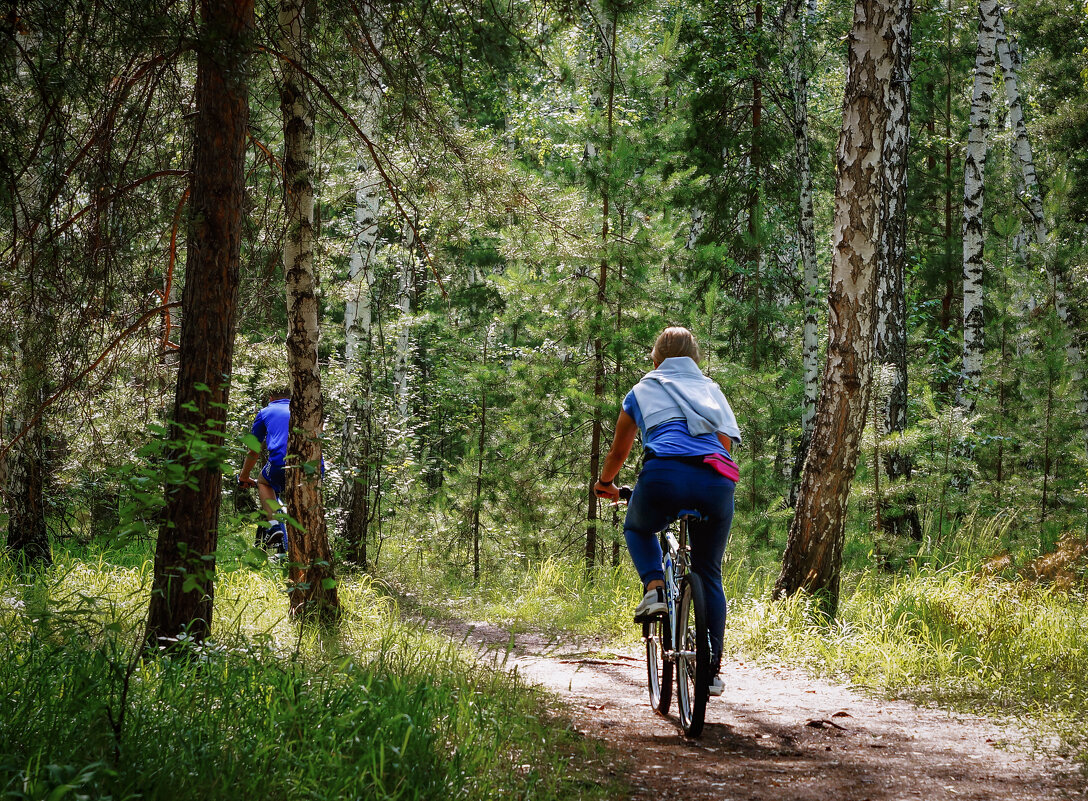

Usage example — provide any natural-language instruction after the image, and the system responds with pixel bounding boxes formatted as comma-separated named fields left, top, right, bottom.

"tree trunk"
left=776, top=0, right=900, bottom=614
left=585, top=3, right=616, bottom=571
left=341, top=2, right=383, bottom=568
left=394, top=226, right=416, bottom=425
left=786, top=0, right=819, bottom=506
left=958, top=0, right=999, bottom=412
left=874, top=0, right=920, bottom=538
left=471, top=332, right=491, bottom=584
left=875, top=0, right=912, bottom=469
left=994, top=9, right=1088, bottom=457
left=5, top=22, right=51, bottom=566
left=6, top=309, right=51, bottom=566
left=278, top=0, right=339, bottom=620
left=145, top=0, right=253, bottom=647
left=748, top=0, right=764, bottom=372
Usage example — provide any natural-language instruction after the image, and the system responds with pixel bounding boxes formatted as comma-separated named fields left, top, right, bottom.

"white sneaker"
left=708, top=674, right=725, bottom=697
left=633, top=587, right=667, bottom=622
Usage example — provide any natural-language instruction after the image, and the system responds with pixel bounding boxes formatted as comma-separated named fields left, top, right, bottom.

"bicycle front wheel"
left=675, top=573, right=710, bottom=737
left=644, top=614, right=672, bottom=714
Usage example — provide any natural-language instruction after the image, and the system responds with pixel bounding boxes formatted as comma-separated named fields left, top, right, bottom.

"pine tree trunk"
left=5, top=23, right=51, bottom=566
left=7, top=311, right=51, bottom=566
left=585, top=3, right=616, bottom=571
left=394, top=226, right=415, bottom=425
left=786, top=0, right=819, bottom=506
left=278, top=0, right=338, bottom=620
left=145, top=0, right=253, bottom=647
left=958, top=0, right=999, bottom=412
left=776, top=0, right=901, bottom=614
left=748, top=0, right=764, bottom=372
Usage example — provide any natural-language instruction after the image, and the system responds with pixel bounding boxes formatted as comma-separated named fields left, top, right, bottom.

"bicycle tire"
left=644, top=614, right=672, bottom=714
left=675, top=573, right=710, bottom=737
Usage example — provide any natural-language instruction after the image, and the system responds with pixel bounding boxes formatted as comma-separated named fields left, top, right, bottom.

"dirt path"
left=430, top=617, right=1085, bottom=801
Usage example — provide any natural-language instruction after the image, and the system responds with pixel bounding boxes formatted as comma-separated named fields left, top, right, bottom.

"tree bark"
left=958, top=0, right=1000, bottom=412
left=393, top=225, right=416, bottom=426
left=994, top=9, right=1088, bottom=456
left=874, top=0, right=920, bottom=538
left=5, top=21, right=51, bottom=566
left=6, top=309, right=51, bottom=566
left=145, top=0, right=253, bottom=647
left=278, top=0, right=338, bottom=619
left=341, top=2, right=383, bottom=567
left=776, top=0, right=900, bottom=614
left=786, top=0, right=819, bottom=506
left=585, top=3, right=616, bottom=571
left=748, top=0, right=764, bottom=372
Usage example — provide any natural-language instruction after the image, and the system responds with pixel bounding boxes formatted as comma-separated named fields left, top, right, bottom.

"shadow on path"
left=424, top=614, right=1085, bottom=801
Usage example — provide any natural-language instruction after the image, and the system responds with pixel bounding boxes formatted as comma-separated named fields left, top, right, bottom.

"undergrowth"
left=0, top=539, right=621, bottom=801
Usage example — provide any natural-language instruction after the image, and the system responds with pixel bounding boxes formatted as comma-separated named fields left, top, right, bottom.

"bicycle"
left=619, top=486, right=712, bottom=737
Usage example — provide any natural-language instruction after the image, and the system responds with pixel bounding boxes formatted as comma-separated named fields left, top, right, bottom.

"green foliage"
left=0, top=548, right=620, bottom=800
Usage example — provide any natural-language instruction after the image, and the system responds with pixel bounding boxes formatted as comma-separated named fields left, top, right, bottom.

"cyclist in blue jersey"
left=239, top=386, right=292, bottom=552
left=594, top=327, right=740, bottom=697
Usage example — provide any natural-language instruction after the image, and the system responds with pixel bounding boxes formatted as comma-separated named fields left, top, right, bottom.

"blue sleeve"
left=251, top=410, right=267, bottom=444
left=622, top=390, right=645, bottom=436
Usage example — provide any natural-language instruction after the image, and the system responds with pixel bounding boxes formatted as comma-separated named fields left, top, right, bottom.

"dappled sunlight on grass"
left=0, top=544, right=622, bottom=801
left=721, top=563, right=1088, bottom=761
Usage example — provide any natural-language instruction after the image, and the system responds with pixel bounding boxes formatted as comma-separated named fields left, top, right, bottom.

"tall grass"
left=0, top=542, right=620, bottom=800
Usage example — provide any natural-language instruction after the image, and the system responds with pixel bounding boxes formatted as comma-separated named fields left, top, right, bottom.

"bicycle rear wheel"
left=675, top=573, right=710, bottom=737
left=644, top=614, right=672, bottom=714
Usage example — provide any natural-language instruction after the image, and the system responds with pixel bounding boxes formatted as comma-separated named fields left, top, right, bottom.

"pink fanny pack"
left=703, top=453, right=740, bottom=483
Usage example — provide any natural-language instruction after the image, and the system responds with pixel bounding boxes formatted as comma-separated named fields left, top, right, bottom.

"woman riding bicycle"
left=594, top=326, right=740, bottom=697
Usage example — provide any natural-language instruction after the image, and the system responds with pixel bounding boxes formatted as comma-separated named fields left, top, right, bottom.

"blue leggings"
left=624, top=459, right=735, bottom=672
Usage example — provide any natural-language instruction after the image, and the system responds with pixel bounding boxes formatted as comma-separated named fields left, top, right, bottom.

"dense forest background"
left=3, top=0, right=1085, bottom=583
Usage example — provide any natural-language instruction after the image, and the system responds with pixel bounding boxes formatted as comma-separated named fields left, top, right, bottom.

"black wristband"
left=598, top=477, right=614, bottom=486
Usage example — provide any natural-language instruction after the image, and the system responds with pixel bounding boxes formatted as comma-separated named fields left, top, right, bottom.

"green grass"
left=0, top=539, right=623, bottom=801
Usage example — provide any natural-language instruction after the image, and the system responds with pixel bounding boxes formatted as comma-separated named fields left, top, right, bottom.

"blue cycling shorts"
left=260, top=461, right=286, bottom=496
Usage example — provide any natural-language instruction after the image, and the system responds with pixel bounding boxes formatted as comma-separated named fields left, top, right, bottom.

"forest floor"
left=426, top=614, right=1087, bottom=801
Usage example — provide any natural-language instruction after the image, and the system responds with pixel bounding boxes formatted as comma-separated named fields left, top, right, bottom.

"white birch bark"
left=582, top=0, right=612, bottom=163
left=344, top=3, right=383, bottom=366
left=958, top=0, right=1000, bottom=412
left=785, top=0, right=820, bottom=444
left=686, top=208, right=705, bottom=250
left=776, top=0, right=899, bottom=612
left=341, top=2, right=383, bottom=564
left=875, top=0, right=913, bottom=479
left=994, top=9, right=1088, bottom=452
left=278, top=0, right=338, bottom=617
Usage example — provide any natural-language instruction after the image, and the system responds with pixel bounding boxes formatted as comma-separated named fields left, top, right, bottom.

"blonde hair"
left=651, top=326, right=701, bottom=364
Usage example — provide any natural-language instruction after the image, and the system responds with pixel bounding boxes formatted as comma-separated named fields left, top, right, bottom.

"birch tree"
left=994, top=9, right=1088, bottom=453
left=776, top=0, right=901, bottom=614
left=278, top=0, right=339, bottom=619
left=785, top=0, right=819, bottom=505
left=341, top=1, right=384, bottom=566
left=874, top=0, right=919, bottom=537
left=146, top=0, right=253, bottom=646
left=958, top=0, right=999, bottom=412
